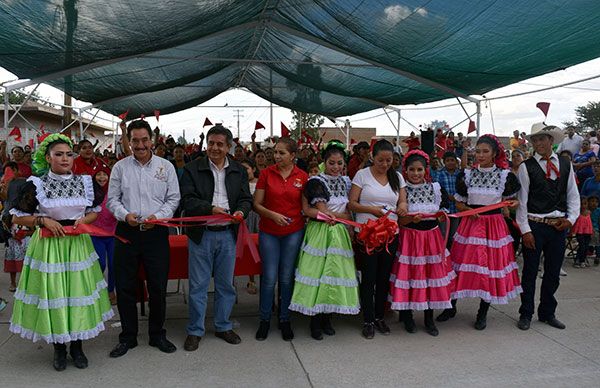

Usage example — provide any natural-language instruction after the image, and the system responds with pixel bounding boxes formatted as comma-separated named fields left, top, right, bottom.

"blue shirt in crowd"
left=433, top=167, right=460, bottom=214
left=581, top=176, right=600, bottom=198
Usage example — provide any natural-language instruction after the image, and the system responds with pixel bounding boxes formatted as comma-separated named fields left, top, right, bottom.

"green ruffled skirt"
left=10, top=230, right=114, bottom=344
left=289, top=220, right=360, bottom=315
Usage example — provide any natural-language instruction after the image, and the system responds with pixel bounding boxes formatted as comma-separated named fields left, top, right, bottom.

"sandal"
left=246, top=281, right=258, bottom=295
left=8, top=285, right=17, bottom=292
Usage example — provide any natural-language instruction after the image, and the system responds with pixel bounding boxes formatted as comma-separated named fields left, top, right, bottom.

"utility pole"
left=233, top=109, right=244, bottom=139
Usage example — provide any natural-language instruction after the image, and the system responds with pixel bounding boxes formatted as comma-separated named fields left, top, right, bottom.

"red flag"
left=255, top=121, right=265, bottom=130
left=203, top=118, right=213, bottom=127
left=351, top=138, right=356, bottom=144
left=9, top=126, right=22, bottom=142
left=154, top=110, right=160, bottom=121
left=107, top=144, right=113, bottom=149
left=281, top=122, right=290, bottom=138
left=467, top=120, right=477, bottom=134
left=536, top=102, right=550, bottom=117
left=38, top=133, right=50, bottom=143
left=28, top=139, right=34, bottom=149
left=118, top=109, right=129, bottom=121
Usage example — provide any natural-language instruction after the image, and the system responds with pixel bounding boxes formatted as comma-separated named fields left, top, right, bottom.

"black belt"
left=58, top=220, right=76, bottom=226
left=204, top=225, right=232, bottom=232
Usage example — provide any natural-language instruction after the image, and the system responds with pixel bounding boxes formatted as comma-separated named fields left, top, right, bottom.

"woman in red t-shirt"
left=253, top=138, right=308, bottom=342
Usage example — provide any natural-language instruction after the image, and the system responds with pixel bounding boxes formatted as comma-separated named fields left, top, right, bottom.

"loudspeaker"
left=421, top=130, right=434, bottom=155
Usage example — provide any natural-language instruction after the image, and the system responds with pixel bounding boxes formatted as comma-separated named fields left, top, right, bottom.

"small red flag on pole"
left=9, top=126, right=22, bottom=142
left=154, top=110, right=160, bottom=121
left=203, top=118, right=213, bottom=127
left=255, top=121, right=265, bottom=130
left=467, top=120, right=477, bottom=134
left=281, top=122, right=290, bottom=138
left=140, top=114, right=145, bottom=120
left=536, top=102, right=550, bottom=117
left=118, top=109, right=129, bottom=121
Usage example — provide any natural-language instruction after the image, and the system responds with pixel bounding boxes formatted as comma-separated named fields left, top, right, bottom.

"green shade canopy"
left=2, top=0, right=600, bottom=117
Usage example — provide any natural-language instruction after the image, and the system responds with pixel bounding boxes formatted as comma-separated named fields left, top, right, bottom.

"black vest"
left=524, top=156, right=570, bottom=214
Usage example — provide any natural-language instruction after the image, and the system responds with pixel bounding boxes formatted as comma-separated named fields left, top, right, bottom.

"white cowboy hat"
left=526, top=122, right=564, bottom=145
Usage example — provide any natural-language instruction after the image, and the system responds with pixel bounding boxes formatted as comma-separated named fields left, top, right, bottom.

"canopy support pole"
left=397, top=110, right=401, bottom=150
left=8, top=84, right=40, bottom=124
left=269, top=68, right=273, bottom=138
left=3, top=87, right=8, bottom=133
left=79, top=108, right=84, bottom=141
left=82, top=108, right=100, bottom=136
left=344, top=119, right=350, bottom=150
left=476, top=102, right=481, bottom=137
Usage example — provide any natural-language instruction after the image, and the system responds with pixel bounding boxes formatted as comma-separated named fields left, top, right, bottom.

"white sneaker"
left=0, top=298, right=7, bottom=313
left=560, top=268, right=568, bottom=276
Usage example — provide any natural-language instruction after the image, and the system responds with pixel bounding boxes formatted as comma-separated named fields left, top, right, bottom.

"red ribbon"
left=39, top=214, right=260, bottom=264
left=317, top=211, right=399, bottom=255
left=406, top=200, right=513, bottom=249
left=143, top=214, right=260, bottom=264
left=40, top=223, right=130, bottom=244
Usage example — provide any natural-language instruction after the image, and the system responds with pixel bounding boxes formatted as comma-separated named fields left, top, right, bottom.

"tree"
left=6, top=90, right=43, bottom=105
left=575, top=101, right=600, bottom=129
left=290, top=110, right=324, bottom=142
left=428, top=120, right=448, bottom=131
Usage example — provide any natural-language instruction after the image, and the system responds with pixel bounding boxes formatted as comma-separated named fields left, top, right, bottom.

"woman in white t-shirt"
left=348, top=140, right=407, bottom=339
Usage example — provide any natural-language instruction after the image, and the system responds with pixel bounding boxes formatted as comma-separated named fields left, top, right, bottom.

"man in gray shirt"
left=107, top=120, right=180, bottom=357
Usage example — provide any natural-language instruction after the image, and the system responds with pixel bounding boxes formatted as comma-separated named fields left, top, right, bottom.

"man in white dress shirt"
left=516, top=123, right=580, bottom=331
left=107, top=120, right=180, bottom=357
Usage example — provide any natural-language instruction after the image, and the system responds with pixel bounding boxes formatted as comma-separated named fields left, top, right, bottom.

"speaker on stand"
left=420, top=130, right=435, bottom=156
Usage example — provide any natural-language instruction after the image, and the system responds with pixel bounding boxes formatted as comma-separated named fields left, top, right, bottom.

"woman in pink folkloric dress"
left=437, top=134, right=522, bottom=330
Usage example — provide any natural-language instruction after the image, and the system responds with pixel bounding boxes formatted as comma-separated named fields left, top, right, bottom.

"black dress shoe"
left=215, top=330, right=242, bottom=345
left=321, top=314, right=336, bottom=336
left=149, top=337, right=177, bottom=353
left=69, top=340, right=88, bottom=369
left=183, top=335, right=201, bottom=351
left=436, top=308, right=456, bottom=322
left=109, top=341, right=138, bottom=358
left=539, top=317, right=566, bottom=329
left=517, top=316, right=531, bottom=331
left=362, top=322, right=375, bottom=339
left=374, top=319, right=391, bottom=335
left=53, top=344, right=67, bottom=371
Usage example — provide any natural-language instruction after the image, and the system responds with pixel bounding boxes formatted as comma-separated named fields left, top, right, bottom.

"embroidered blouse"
left=405, top=181, right=450, bottom=230
left=9, top=172, right=103, bottom=220
left=454, top=166, right=520, bottom=206
left=304, top=173, right=351, bottom=213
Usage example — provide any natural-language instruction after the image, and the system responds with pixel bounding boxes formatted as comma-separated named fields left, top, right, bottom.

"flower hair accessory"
left=479, top=134, right=508, bottom=169
left=402, top=149, right=431, bottom=182
left=32, top=133, right=73, bottom=176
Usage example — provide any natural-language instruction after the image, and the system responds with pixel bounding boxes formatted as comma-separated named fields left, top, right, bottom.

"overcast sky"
left=2, top=56, right=599, bottom=143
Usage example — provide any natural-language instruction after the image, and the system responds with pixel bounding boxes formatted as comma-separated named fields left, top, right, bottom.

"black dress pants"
left=519, top=221, right=566, bottom=321
left=357, top=240, right=398, bottom=323
left=114, top=223, right=170, bottom=344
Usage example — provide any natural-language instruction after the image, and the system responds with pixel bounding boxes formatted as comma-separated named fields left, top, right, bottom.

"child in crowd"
left=91, top=167, right=118, bottom=304
left=308, top=162, right=320, bottom=177
left=572, top=196, right=593, bottom=268
left=241, top=159, right=260, bottom=294
left=390, top=150, right=455, bottom=337
left=588, top=195, right=600, bottom=265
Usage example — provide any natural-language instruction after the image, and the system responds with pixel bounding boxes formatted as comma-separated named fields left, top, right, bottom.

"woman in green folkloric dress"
left=9, top=134, right=112, bottom=371
left=289, top=141, right=360, bottom=340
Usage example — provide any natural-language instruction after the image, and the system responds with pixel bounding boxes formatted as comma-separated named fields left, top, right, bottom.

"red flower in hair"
left=402, top=149, right=432, bottom=182
left=479, top=134, right=509, bottom=169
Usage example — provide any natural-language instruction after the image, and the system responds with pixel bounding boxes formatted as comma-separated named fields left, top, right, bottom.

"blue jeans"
left=187, top=230, right=236, bottom=337
left=258, top=229, right=304, bottom=321
left=92, top=236, right=115, bottom=292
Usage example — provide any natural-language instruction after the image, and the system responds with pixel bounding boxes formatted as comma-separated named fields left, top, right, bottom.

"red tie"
left=543, top=156, right=560, bottom=179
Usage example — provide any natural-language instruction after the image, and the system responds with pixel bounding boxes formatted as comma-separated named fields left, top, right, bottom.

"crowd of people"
left=0, top=118, right=592, bottom=373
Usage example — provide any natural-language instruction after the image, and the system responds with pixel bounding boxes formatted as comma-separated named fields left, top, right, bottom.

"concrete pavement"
left=1, top=259, right=599, bottom=387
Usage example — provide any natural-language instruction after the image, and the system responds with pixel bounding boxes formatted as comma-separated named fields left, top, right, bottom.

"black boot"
left=53, top=344, right=67, bottom=371
left=424, top=310, right=439, bottom=337
left=321, top=314, right=335, bottom=336
left=474, top=300, right=490, bottom=330
left=280, top=320, right=294, bottom=341
left=436, top=299, right=457, bottom=322
left=255, top=320, right=270, bottom=341
left=310, top=315, right=323, bottom=340
left=70, top=340, right=88, bottom=369
left=400, top=310, right=417, bottom=333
